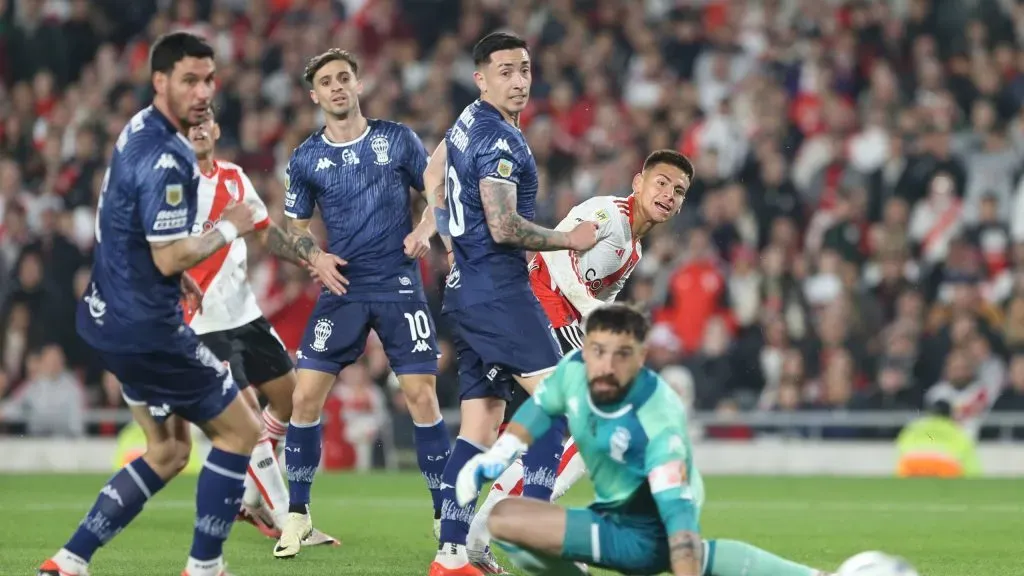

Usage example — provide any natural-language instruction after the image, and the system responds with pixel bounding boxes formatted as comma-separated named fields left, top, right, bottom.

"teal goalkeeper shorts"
left=561, top=471, right=706, bottom=575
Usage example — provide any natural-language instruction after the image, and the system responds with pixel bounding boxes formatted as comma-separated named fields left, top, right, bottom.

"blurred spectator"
left=0, top=343, right=85, bottom=436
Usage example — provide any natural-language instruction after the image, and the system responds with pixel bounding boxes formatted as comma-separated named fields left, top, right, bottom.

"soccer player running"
left=466, top=149, right=694, bottom=559
left=456, top=304, right=836, bottom=576
left=424, top=32, right=599, bottom=576
left=39, top=33, right=260, bottom=576
left=184, top=110, right=344, bottom=545
left=274, top=48, right=451, bottom=559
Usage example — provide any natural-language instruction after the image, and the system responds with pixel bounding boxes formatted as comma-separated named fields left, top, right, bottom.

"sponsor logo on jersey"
left=341, top=148, right=360, bottom=166
left=594, top=209, right=610, bottom=223
left=154, top=208, right=188, bottom=231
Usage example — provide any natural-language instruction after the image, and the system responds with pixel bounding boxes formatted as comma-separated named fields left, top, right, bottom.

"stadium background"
left=1, top=0, right=1023, bottom=462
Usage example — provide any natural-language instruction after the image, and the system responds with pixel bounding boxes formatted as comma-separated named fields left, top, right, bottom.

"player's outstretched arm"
left=479, top=178, right=598, bottom=252
left=150, top=202, right=256, bottom=276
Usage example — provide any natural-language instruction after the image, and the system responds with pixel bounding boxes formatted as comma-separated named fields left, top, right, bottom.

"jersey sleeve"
left=542, top=197, right=621, bottom=317
left=640, top=386, right=699, bottom=535
left=401, top=125, right=429, bottom=192
left=473, top=130, right=526, bottom=186
left=139, top=148, right=195, bottom=243
left=283, top=151, right=315, bottom=220
left=239, top=169, right=271, bottom=230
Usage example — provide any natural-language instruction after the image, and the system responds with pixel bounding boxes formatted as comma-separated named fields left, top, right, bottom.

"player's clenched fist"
left=403, top=229, right=432, bottom=259
left=566, top=221, right=599, bottom=251
left=221, top=201, right=257, bottom=236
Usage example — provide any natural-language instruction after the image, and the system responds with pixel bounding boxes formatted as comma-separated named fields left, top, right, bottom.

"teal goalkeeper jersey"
left=515, top=351, right=703, bottom=534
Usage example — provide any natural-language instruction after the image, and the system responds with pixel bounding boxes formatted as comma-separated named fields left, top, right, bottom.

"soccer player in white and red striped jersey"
left=465, top=149, right=693, bottom=568
left=185, top=110, right=346, bottom=546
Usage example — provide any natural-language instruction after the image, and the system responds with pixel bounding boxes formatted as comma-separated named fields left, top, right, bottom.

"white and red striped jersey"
left=185, top=160, right=272, bottom=335
left=529, top=195, right=642, bottom=328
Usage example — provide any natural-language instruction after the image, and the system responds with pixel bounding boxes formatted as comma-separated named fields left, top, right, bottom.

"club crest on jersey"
left=370, top=135, right=390, bottom=165
left=497, top=159, right=514, bottom=178
left=165, top=184, right=183, bottom=207
left=311, top=318, right=334, bottom=352
left=609, top=426, right=631, bottom=463
left=594, top=209, right=610, bottom=223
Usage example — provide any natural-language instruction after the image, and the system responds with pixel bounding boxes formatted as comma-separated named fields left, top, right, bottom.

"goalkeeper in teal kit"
left=456, top=304, right=834, bottom=576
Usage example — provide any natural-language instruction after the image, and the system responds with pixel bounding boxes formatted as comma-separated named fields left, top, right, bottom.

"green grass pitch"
left=1, top=473, right=1020, bottom=575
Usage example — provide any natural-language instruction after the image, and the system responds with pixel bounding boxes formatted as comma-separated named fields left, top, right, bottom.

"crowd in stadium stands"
left=1, top=0, right=1024, bottom=441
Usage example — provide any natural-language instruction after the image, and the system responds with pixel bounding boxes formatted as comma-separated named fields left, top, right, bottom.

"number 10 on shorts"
left=404, top=311, right=432, bottom=353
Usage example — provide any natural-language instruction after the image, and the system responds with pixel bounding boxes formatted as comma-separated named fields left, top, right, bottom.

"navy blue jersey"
left=284, top=119, right=429, bottom=301
left=442, top=100, right=540, bottom=311
left=77, top=106, right=201, bottom=354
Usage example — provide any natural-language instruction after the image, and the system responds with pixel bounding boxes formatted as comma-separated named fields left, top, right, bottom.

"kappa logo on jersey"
left=412, top=339, right=432, bottom=353
left=491, top=138, right=512, bottom=153
left=153, top=153, right=180, bottom=171
left=497, top=158, right=514, bottom=178
left=609, top=426, right=631, bottom=463
left=315, top=157, right=336, bottom=172
left=311, top=318, right=334, bottom=352
left=341, top=148, right=360, bottom=166
left=165, top=184, right=184, bottom=207
left=370, top=135, right=390, bottom=165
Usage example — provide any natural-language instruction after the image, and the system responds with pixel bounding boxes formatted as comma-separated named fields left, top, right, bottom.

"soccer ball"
left=837, top=551, right=919, bottom=576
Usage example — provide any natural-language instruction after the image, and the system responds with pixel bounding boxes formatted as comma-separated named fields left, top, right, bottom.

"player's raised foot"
left=301, top=527, right=341, bottom=547
left=468, top=546, right=508, bottom=575
left=37, top=559, right=89, bottom=576
left=429, top=543, right=485, bottom=576
left=237, top=503, right=281, bottom=539
left=273, top=512, right=313, bottom=559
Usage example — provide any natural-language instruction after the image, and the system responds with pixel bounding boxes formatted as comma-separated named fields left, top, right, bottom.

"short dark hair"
left=303, top=49, right=359, bottom=85
left=643, top=149, right=695, bottom=181
left=584, top=303, right=650, bottom=343
left=928, top=399, right=953, bottom=418
left=472, top=32, right=529, bottom=67
left=150, top=32, right=214, bottom=75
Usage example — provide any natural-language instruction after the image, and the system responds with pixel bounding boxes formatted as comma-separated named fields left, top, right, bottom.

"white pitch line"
left=13, top=498, right=1024, bottom=514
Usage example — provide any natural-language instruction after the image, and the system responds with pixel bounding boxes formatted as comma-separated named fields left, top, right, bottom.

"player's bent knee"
left=145, top=437, right=192, bottom=478
left=487, top=498, right=527, bottom=543
left=259, top=372, right=295, bottom=421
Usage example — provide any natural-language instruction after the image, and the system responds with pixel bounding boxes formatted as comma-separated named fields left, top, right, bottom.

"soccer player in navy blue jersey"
left=38, top=33, right=260, bottom=576
left=423, top=32, right=599, bottom=576
left=274, top=48, right=452, bottom=559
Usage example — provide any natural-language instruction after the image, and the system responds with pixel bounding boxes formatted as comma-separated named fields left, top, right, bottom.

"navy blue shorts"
left=101, top=339, right=239, bottom=424
left=296, top=297, right=439, bottom=376
left=444, top=292, right=562, bottom=402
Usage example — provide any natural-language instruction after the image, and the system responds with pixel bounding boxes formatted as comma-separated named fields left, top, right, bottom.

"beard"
left=588, top=374, right=628, bottom=404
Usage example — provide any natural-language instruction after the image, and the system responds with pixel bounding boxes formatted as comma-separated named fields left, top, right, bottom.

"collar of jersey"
left=320, top=122, right=371, bottom=147
left=148, top=104, right=178, bottom=134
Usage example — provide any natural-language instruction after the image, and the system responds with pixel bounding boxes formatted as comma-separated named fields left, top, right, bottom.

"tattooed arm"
left=150, top=202, right=256, bottom=276
left=479, top=178, right=575, bottom=251
left=259, top=222, right=321, bottom=266
left=668, top=531, right=703, bottom=576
